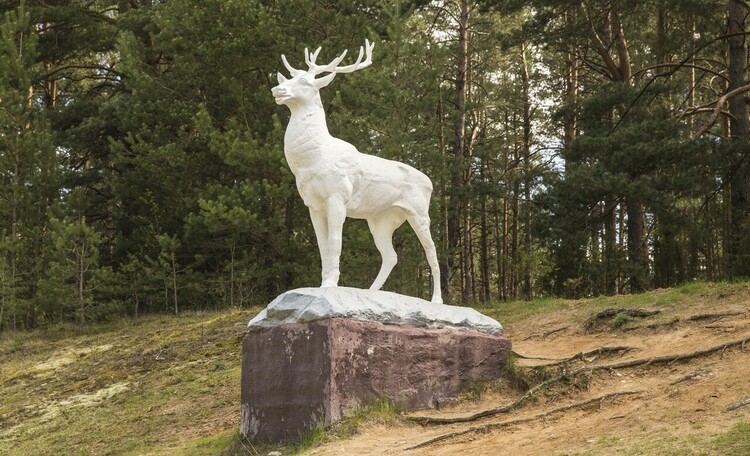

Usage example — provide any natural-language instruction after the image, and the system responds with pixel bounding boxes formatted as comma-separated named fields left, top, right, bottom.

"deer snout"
left=271, top=85, right=291, bottom=104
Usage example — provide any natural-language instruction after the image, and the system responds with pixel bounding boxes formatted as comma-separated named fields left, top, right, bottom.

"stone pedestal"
left=240, top=288, right=511, bottom=442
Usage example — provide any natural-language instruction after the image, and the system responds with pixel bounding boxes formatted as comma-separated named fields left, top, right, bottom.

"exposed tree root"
left=407, top=367, right=576, bottom=425
left=404, top=390, right=643, bottom=451
left=584, top=308, right=661, bottom=330
left=563, top=333, right=750, bottom=377
left=511, top=351, right=561, bottom=361
left=687, top=311, right=745, bottom=322
left=703, top=324, right=737, bottom=330
left=623, top=320, right=679, bottom=332
left=670, top=368, right=709, bottom=385
left=726, top=397, right=750, bottom=411
left=408, top=334, right=750, bottom=426
left=522, top=325, right=569, bottom=341
left=513, top=345, right=633, bottom=364
left=625, top=311, right=746, bottom=332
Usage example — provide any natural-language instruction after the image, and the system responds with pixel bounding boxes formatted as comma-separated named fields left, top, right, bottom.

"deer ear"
left=314, top=72, right=336, bottom=89
left=277, top=72, right=287, bottom=84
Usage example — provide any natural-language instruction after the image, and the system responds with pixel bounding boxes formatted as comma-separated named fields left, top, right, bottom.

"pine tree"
left=0, top=2, right=60, bottom=328
left=38, top=217, right=102, bottom=332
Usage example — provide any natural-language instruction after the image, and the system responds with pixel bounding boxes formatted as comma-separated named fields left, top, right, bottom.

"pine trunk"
left=627, top=200, right=649, bottom=292
left=480, top=189, right=490, bottom=303
left=172, top=251, right=178, bottom=316
left=521, top=44, right=533, bottom=300
left=604, top=198, right=617, bottom=295
left=727, top=0, right=750, bottom=276
left=563, top=9, right=578, bottom=149
left=451, top=0, right=471, bottom=303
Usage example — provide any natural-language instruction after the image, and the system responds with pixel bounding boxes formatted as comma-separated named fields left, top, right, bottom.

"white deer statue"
left=271, top=39, right=443, bottom=304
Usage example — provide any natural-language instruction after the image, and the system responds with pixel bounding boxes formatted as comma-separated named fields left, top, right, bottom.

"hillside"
left=1, top=282, right=749, bottom=455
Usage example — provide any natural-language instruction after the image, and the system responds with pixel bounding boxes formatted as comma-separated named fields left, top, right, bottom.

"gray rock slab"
left=248, top=286, right=502, bottom=335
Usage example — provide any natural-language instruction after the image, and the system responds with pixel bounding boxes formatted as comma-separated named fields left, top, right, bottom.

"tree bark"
left=78, top=240, right=86, bottom=335
left=563, top=9, right=578, bottom=149
left=604, top=198, right=617, bottom=295
left=627, top=200, right=649, bottom=292
left=438, top=83, right=452, bottom=301
left=230, top=241, right=236, bottom=308
left=479, top=161, right=490, bottom=303
left=511, top=174, right=520, bottom=299
left=727, top=0, right=749, bottom=139
left=689, top=19, right=697, bottom=135
left=480, top=199, right=490, bottom=302
left=521, top=43, right=533, bottom=300
left=449, top=0, right=472, bottom=303
left=580, top=0, right=645, bottom=293
left=727, top=0, right=750, bottom=276
left=171, top=250, right=178, bottom=315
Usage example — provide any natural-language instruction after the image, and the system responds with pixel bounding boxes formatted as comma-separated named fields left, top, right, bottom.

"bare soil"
left=306, top=291, right=750, bottom=455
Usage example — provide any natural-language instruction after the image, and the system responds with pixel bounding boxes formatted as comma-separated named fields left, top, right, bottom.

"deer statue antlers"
left=280, top=39, right=374, bottom=79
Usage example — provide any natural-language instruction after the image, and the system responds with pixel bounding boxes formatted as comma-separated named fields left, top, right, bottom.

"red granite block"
left=240, top=317, right=511, bottom=442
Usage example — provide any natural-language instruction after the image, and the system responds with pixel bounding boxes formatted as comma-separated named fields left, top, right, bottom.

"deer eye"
left=299, top=78, right=312, bottom=86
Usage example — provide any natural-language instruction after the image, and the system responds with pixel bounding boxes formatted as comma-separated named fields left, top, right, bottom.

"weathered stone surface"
left=248, top=287, right=502, bottom=335
left=240, top=317, right=511, bottom=442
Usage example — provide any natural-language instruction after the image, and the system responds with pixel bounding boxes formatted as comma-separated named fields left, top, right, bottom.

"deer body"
left=272, top=40, right=442, bottom=303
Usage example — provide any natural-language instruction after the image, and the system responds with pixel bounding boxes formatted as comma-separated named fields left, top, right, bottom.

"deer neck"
left=284, top=100, right=331, bottom=173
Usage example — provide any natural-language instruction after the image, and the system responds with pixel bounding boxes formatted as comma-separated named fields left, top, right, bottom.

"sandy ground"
left=304, top=297, right=750, bottom=455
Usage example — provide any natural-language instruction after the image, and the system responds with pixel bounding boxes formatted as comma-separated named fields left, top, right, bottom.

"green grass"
left=556, top=420, right=750, bottom=456
left=0, top=309, right=403, bottom=456
left=712, top=421, right=750, bottom=455
left=478, top=280, right=750, bottom=327
left=1, top=281, right=749, bottom=455
left=610, top=312, right=634, bottom=328
left=478, top=296, right=572, bottom=324
left=0, top=309, right=261, bottom=456
left=204, top=399, right=400, bottom=456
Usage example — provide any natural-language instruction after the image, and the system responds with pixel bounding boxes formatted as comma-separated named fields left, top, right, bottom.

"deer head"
left=271, top=39, right=375, bottom=108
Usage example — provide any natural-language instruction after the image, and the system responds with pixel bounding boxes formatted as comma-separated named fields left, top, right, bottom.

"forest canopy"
left=1, top=0, right=750, bottom=331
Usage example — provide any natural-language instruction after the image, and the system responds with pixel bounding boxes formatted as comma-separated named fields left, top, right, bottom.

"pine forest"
left=2, top=0, right=750, bottom=331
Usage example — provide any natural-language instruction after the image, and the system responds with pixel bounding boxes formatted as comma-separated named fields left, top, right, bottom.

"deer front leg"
left=322, top=196, right=347, bottom=287
left=309, top=208, right=333, bottom=287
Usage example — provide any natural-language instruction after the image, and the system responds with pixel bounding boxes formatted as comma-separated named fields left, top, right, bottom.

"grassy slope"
left=0, top=282, right=748, bottom=455
left=0, top=308, right=262, bottom=455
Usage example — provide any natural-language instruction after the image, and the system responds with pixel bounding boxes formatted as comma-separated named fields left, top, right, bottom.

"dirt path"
left=305, top=299, right=750, bottom=455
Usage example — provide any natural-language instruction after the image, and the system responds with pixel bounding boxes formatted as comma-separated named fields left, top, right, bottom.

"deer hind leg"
left=367, top=213, right=406, bottom=291
left=406, top=212, right=443, bottom=304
